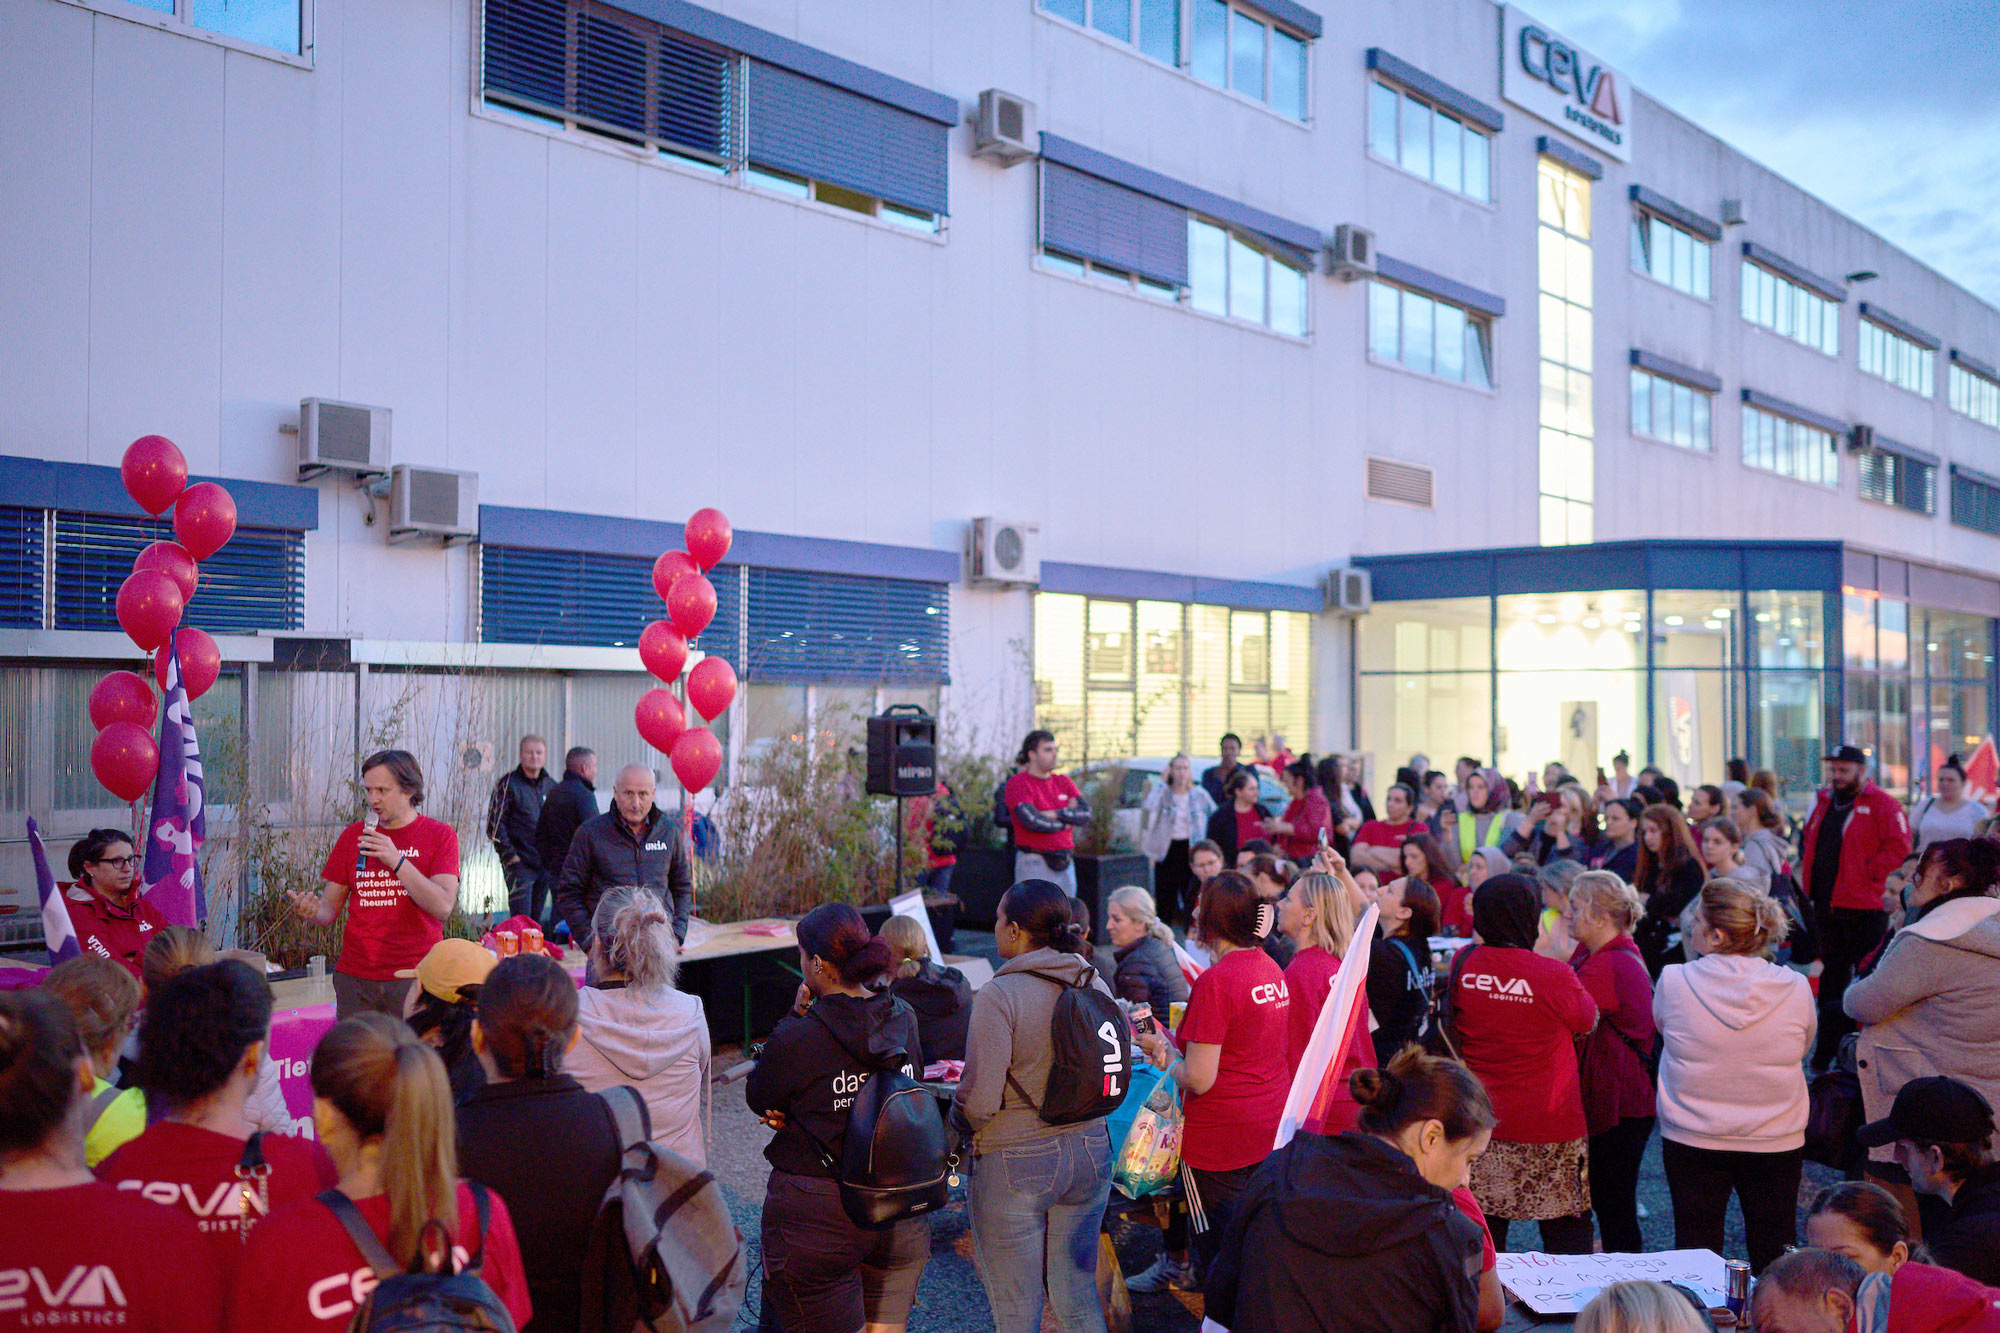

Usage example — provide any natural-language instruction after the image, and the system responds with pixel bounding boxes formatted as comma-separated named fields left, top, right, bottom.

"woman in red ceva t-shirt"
left=1264, top=761, right=1334, bottom=863
left=229, top=1014, right=532, bottom=1333
left=1138, top=872, right=1291, bottom=1276
left=98, top=960, right=337, bottom=1287
left=1277, top=872, right=1376, bottom=1135
left=1450, top=874, right=1599, bottom=1255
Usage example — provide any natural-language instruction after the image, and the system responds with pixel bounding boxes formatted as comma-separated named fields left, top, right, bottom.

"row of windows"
left=1188, top=220, right=1309, bottom=333
left=1368, top=281, right=1494, bottom=387
left=1859, top=448, right=1937, bottom=516
left=112, top=0, right=305, bottom=55
left=1741, top=260, right=1840, bottom=356
left=1041, top=0, right=1309, bottom=120
left=1631, top=213, right=1712, bottom=299
left=1860, top=319, right=1935, bottom=396
left=1742, top=404, right=1840, bottom=487
left=1952, top=364, right=2000, bottom=430
left=1630, top=369, right=1712, bottom=452
left=1366, top=81, right=1493, bottom=202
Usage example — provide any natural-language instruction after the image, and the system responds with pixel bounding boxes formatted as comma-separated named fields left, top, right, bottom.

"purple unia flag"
left=142, top=636, right=208, bottom=926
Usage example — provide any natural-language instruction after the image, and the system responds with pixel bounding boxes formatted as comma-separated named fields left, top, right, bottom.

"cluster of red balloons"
left=635, top=508, right=737, bottom=792
left=90, top=436, right=237, bottom=802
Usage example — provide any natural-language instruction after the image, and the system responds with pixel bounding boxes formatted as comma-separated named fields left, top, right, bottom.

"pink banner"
left=268, top=1003, right=337, bottom=1125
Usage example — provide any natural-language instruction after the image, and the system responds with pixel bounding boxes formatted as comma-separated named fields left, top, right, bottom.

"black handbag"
left=1803, top=1035, right=1864, bottom=1168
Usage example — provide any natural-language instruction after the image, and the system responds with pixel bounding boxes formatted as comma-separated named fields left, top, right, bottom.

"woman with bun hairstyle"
left=1452, top=874, right=1600, bottom=1254
left=1845, top=837, right=2000, bottom=1211
left=1263, top=757, right=1334, bottom=863
left=1654, top=880, right=1815, bottom=1273
left=229, top=1013, right=532, bottom=1331
left=749, top=903, right=926, bottom=1333
left=1205, top=1047, right=1496, bottom=1333
left=61, top=827, right=170, bottom=981
left=1277, top=871, right=1376, bottom=1134
left=457, top=952, right=622, bottom=1333
left=136, top=926, right=298, bottom=1135
left=1807, top=1181, right=1916, bottom=1274
left=568, top=886, right=711, bottom=1163
left=97, top=961, right=336, bottom=1279
left=1565, top=871, right=1656, bottom=1254
left=957, top=879, right=1117, bottom=1332
left=0, top=990, right=223, bottom=1332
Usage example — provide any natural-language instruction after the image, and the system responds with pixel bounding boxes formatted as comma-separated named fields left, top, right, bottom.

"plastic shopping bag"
left=1111, top=1066, right=1183, bottom=1199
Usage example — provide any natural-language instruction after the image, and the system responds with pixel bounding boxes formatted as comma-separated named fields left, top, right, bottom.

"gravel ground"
left=705, top=929, right=1840, bottom=1331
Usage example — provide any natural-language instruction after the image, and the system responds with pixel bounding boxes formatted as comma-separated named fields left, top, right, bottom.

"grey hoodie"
left=1654, top=951, right=1816, bottom=1151
left=955, top=947, right=1116, bottom=1152
left=1845, top=895, right=2000, bottom=1135
left=567, top=984, right=710, bottom=1166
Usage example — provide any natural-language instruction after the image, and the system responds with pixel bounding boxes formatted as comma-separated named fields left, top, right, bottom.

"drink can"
left=495, top=930, right=519, bottom=958
left=1168, top=1001, right=1187, bottom=1031
left=520, top=926, right=543, bottom=954
left=1724, top=1259, right=1751, bottom=1318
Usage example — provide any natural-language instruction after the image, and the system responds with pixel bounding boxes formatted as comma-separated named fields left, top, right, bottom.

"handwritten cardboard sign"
left=1495, top=1249, right=1729, bottom=1315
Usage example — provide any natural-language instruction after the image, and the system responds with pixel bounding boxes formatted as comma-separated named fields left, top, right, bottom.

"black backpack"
left=317, top=1184, right=516, bottom=1333
left=1005, top=968, right=1131, bottom=1126
left=802, top=1009, right=952, bottom=1230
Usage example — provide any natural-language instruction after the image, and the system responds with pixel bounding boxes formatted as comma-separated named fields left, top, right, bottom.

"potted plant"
left=1071, top=765, right=1150, bottom=945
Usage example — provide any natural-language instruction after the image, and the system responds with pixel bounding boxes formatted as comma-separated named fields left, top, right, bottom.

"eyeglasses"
left=92, top=855, right=139, bottom=870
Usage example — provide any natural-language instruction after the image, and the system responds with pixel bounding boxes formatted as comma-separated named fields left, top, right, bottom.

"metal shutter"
left=480, top=546, right=742, bottom=652
left=1952, top=470, right=2000, bottom=538
left=1040, top=163, right=1190, bottom=286
left=747, top=62, right=949, bottom=216
left=0, top=507, right=44, bottom=629
left=52, top=513, right=303, bottom=634
left=483, top=0, right=567, bottom=112
left=744, top=569, right=949, bottom=684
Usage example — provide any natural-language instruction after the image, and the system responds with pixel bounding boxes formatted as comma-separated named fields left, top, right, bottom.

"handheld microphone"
left=357, top=810, right=378, bottom=875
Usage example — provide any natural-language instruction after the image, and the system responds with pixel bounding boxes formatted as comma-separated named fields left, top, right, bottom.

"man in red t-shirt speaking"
left=1004, top=729, right=1092, bottom=891
left=290, top=749, right=461, bottom=1019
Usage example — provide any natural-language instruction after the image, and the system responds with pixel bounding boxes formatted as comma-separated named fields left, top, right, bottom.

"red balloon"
left=173, top=482, right=237, bottom=562
left=91, top=722, right=159, bottom=803
left=667, top=572, right=717, bottom=640
left=116, top=569, right=185, bottom=652
left=153, top=626, right=221, bottom=701
left=670, top=726, right=723, bottom=793
left=639, top=621, right=689, bottom=684
left=635, top=688, right=687, bottom=754
left=684, top=508, right=733, bottom=572
left=686, top=655, right=737, bottom=722
left=133, top=541, right=199, bottom=603
left=651, top=549, right=699, bottom=602
left=121, top=435, right=188, bottom=516
left=88, top=672, right=157, bottom=731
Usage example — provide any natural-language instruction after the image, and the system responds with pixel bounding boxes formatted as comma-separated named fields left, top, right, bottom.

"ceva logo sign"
left=1500, top=7, right=1634, bottom=162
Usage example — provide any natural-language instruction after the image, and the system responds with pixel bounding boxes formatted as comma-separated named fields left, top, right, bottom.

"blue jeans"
left=969, top=1125, right=1111, bottom=1333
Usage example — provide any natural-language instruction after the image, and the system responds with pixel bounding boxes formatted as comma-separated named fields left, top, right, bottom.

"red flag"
left=1964, top=737, right=1998, bottom=805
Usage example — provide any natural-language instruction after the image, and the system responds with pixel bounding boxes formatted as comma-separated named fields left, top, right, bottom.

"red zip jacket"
left=1800, top=782, right=1912, bottom=912
left=1880, top=1261, right=2000, bottom=1333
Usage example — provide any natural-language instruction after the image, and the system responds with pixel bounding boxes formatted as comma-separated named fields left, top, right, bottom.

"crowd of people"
left=12, top=727, right=2000, bottom=1332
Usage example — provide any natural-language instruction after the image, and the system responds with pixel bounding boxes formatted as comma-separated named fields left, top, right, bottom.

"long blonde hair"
left=1108, top=885, right=1173, bottom=946
left=1576, top=1281, right=1711, bottom=1333
left=311, top=1014, right=459, bottom=1266
left=1288, top=872, right=1357, bottom=957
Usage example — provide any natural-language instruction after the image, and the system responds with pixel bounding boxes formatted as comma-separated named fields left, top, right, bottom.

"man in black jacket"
left=487, top=735, right=557, bottom=924
left=554, top=763, right=694, bottom=946
left=534, top=747, right=597, bottom=899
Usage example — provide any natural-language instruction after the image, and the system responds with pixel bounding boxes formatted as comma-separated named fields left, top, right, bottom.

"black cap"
left=1824, top=745, right=1868, bottom=765
left=1856, top=1076, right=1996, bottom=1148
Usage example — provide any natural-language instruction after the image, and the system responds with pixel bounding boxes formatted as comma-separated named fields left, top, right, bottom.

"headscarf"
left=1475, top=767, right=1510, bottom=815
left=1469, top=846, right=1511, bottom=882
left=1472, top=874, right=1540, bottom=950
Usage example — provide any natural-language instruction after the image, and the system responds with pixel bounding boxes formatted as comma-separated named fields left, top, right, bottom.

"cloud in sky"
left=1519, top=0, right=2000, bottom=307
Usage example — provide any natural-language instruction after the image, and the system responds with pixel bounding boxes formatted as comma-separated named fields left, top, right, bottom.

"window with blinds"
left=50, top=513, right=303, bottom=634
left=480, top=546, right=741, bottom=652
left=0, top=507, right=44, bottom=629
left=1951, top=467, right=2000, bottom=538
left=1858, top=446, right=1936, bottom=516
left=1040, top=163, right=1190, bottom=287
left=744, top=568, right=949, bottom=684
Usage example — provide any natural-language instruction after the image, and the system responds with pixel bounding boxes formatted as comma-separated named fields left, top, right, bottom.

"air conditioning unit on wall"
left=1323, top=567, right=1373, bottom=616
left=299, top=398, right=391, bottom=479
left=387, top=464, right=478, bottom=544
left=971, top=89, right=1035, bottom=165
left=1327, top=224, right=1377, bottom=280
left=967, top=517, right=1041, bottom=587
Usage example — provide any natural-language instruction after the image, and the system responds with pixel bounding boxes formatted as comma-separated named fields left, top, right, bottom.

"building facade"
left=5, top=0, right=2000, bottom=910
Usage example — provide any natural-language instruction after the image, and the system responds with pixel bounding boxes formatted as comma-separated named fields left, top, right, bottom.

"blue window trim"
left=1536, top=136, right=1602, bottom=181
left=1949, top=349, right=1998, bottom=383
left=1364, top=50, right=1503, bottom=132
left=1037, top=134, right=1322, bottom=258
left=1630, top=349, right=1722, bottom=394
left=1742, top=388, right=1849, bottom=439
left=601, top=0, right=957, bottom=125
left=1247, top=0, right=1324, bottom=39
left=1351, top=539, right=1845, bottom=601
left=1375, top=255, right=1505, bottom=318
left=478, top=505, right=959, bottom=583
left=0, top=455, right=318, bottom=530
left=1858, top=302, right=1940, bottom=352
left=1742, top=242, right=1846, bottom=304
left=1859, top=431, right=1941, bottom=468
left=1628, top=186, right=1721, bottom=243
left=1039, top=561, right=1321, bottom=613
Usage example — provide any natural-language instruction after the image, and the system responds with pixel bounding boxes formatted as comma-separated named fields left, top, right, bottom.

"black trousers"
left=1187, top=1163, right=1259, bottom=1282
left=1661, top=1138, right=1802, bottom=1274
left=504, top=862, right=550, bottom=924
left=1156, top=839, right=1192, bottom=927
left=1589, top=1116, right=1655, bottom=1253
left=1813, top=906, right=1888, bottom=1070
left=1489, top=1213, right=1594, bottom=1255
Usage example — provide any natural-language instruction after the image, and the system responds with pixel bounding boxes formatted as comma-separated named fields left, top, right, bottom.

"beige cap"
left=393, top=937, right=497, bottom=1003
